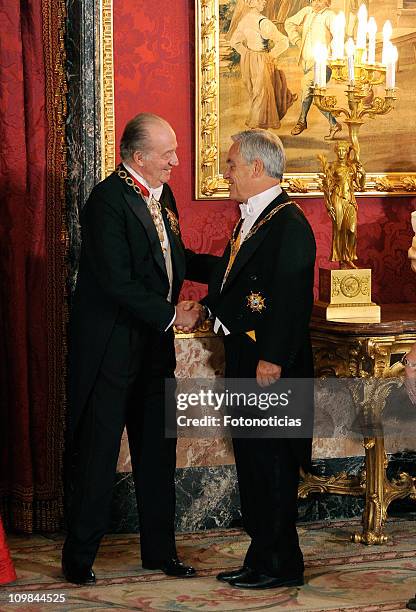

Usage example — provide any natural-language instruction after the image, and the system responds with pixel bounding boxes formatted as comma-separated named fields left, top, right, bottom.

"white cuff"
left=165, top=308, right=176, bottom=331
left=214, top=317, right=230, bottom=335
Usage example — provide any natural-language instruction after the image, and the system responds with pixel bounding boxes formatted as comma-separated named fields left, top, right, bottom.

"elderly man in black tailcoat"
left=62, top=113, right=218, bottom=584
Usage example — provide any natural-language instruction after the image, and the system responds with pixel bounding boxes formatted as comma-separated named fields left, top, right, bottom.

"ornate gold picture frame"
left=195, top=0, right=416, bottom=198
left=100, top=0, right=116, bottom=179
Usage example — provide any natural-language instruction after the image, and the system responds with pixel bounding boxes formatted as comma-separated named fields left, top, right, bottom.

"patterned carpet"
left=0, top=519, right=415, bottom=611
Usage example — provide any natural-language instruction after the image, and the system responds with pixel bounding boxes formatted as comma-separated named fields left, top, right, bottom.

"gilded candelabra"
left=302, top=41, right=416, bottom=544
left=314, top=59, right=396, bottom=160
left=313, top=56, right=396, bottom=317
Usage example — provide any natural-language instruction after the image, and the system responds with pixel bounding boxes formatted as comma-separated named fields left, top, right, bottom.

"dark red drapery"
left=0, top=0, right=67, bottom=532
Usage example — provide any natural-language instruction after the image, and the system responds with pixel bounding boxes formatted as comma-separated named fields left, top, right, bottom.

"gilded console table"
left=300, top=303, right=416, bottom=544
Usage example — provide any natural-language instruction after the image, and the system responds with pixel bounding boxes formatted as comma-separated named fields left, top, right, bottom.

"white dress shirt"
left=214, top=184, right=282, bottom=335
left=123, top=162, right=175, bottom=329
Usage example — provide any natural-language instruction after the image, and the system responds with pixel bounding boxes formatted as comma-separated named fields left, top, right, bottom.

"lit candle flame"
left=332, top=11, right=346, bottom=59
left=383, top=20, right=393, bottom=42
left=356, top=4, right=368, bottom=49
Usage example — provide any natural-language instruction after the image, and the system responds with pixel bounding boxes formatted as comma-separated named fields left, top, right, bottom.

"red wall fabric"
left=113, top=1, right=416, bottom=304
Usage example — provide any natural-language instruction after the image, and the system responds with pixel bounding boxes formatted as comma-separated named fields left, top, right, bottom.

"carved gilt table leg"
left=352, top=435, right=416, bottom=544
left=352, top=436, right=387, bottom=544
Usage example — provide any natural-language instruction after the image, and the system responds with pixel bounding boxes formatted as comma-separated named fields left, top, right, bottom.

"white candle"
left=356, top=4, right=368, bottom=50
left=321, top=45, right=328, bottom=87
left=382, top=20, right=393, bottom=64
left=313, top=43, right=320, bottom=85
left=346, top=38, right=355, bottom=83
left=332, top=12, right=346, bottom=59
left=314, top=62, right=319, bottom=86
left=314, top=43, right=328, bottom=87
left=386, top=45, right=398, bottom=88
left=367, top=17, right=377, bottom=64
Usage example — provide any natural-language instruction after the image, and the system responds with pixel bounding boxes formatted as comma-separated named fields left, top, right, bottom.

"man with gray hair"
left=203, top=129, right=315, bottom=589
left=62, top=112, right=218, bottom=584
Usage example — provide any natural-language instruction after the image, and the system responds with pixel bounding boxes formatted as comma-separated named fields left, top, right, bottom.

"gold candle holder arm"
left=358, top=88, right=396, bottom=120
left=356, top=65, right=387, bottom=88
left=313, top=87, right=350, bottom=120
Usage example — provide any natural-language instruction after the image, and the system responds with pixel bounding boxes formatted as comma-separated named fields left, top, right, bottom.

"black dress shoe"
left=216, top=566, right=252, bottom=582
left=62, top=562, right=96, bottom=585
left=229, top=570, right=304, bottom=589
left=407, top=595, right=416, bottom=610
left=142, top=557, right=196, bottom=577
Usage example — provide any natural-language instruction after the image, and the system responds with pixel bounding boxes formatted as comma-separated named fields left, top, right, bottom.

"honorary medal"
left=165, top=208, right=181, bottom=236
left=247, top=292, right=266, bottom=312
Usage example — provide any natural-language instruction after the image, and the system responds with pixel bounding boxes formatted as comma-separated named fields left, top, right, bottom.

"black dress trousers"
left=224, top=332, right=304, bottom=577
left=63, top=315, right=177, bottom=569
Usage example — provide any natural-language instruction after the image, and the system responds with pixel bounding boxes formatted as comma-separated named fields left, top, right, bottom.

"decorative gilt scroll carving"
left=100, top=0, right=115, bottom=178
left=174, top=319, right=215, bottom=339
left=299, top=468, right=365, bottom=498
left=195, top=0, right=229, bottom=199
left=304, top=326, right=416, bottom=544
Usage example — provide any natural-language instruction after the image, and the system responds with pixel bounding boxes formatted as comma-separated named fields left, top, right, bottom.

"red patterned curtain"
left=0, top=1, right=67, bottom=532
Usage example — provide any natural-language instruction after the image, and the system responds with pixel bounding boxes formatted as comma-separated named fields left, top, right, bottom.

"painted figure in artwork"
left=262, top=0, right=308, bottom=31
left=229, top=0, right=297, bottom=129
left=285, top=0, right=342, bottom=139
left=319, top=140, right=365, bottom=266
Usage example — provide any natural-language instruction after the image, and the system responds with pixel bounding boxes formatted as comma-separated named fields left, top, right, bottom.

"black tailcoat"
left=64, top=169, right=218, bottom=569
left=203, top=189, right=316, bottom=576
left=69, top=170, right=216, bottom=434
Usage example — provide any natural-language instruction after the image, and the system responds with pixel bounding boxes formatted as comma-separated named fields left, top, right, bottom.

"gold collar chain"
left=116, top=165, right=145, bottom=197
left=116, top=165, right=181, bottom=239
left=244, top=200, right=296, bottom=241
left=231, top=200, right=298, bottom=248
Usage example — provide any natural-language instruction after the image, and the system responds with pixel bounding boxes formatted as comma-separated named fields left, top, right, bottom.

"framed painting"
left=195, top=0, right=416, bottom=198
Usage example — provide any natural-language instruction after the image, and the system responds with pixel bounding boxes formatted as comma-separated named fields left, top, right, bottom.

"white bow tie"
left=239, top=201, right=254, bottom=219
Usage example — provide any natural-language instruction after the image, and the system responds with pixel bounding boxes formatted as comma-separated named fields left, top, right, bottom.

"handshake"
left=173, top=301, right=207, bottom=333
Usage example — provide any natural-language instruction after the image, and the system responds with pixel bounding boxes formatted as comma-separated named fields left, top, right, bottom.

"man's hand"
left=174, top=301, right=205, bottom=333
left=256, top=359, right=282, bottom=388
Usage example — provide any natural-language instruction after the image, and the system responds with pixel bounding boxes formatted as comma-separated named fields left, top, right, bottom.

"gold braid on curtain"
left=40, top=0, right=68, bottom=532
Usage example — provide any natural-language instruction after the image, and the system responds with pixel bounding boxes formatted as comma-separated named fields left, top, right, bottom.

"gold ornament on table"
left=312, top=4, right=398, bottom=323
left=318, top=141, right=365, bottom=268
